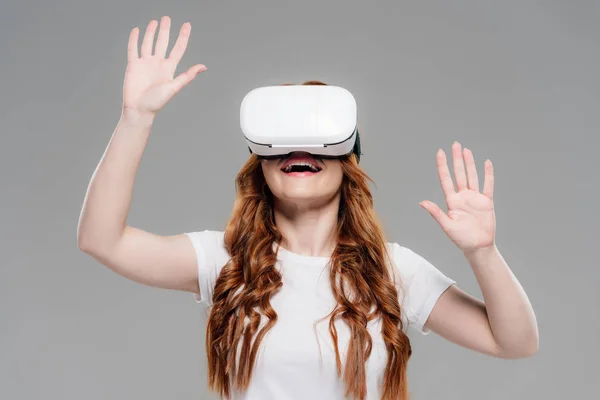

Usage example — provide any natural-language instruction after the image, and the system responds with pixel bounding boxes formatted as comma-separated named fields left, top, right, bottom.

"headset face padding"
left=249, top=129, right=362, bottom=163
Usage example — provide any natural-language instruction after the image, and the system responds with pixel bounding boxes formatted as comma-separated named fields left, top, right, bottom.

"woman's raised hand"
left=122, top=16, right=206, bottom=118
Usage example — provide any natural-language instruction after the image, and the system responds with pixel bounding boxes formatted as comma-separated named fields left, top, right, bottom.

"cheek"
left=261, top=160, right=275, bottom=175
left=261, top=160, right=280, bottom=186
left=323, top=161, right=344, bottom=182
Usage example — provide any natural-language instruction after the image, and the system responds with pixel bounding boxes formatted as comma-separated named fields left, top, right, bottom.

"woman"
left=77, top=17, right=539, bottom=400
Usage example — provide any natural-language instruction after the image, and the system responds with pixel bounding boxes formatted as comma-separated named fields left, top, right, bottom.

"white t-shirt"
left=186, top=230, right=455, bottom=400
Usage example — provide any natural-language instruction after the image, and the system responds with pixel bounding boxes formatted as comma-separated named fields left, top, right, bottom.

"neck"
left=273, top=193, right=340, bottom=258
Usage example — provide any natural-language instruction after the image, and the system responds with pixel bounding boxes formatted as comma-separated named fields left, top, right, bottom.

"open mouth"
left=281, top=163, right=321, bottom=173
left=280, top=161, right=322, bottom=176
left=280, top=152, right=322, bottom=176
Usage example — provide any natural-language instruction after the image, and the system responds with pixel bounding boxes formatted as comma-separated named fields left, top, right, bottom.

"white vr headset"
left=240, top=85, right=362, bottom=162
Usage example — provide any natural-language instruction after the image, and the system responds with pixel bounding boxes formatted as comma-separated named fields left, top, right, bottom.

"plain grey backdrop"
left=1, top=0, right=598, bottom=399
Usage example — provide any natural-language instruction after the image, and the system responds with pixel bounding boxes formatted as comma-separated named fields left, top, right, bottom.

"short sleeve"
left=184, top=230, right=229, bottom=305
left=389, top=243, right=456, bottom=335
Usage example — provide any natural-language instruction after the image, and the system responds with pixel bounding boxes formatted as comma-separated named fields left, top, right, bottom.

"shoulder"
left=385, top=242, right=429, bottom=278
left=184, top=230, right=228, bottom=305
left=385, top=241, right=456, bottom=333
left=385, top=241, right=452, bottom=291
left=185, top=230, right=229, bottom=264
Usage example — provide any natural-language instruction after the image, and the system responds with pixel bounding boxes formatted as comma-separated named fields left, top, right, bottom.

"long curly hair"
left=206, top=81, right=412, bottom=400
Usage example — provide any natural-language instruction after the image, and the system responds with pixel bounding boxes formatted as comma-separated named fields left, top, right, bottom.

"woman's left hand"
left=419, top=141, right=496, bottom=255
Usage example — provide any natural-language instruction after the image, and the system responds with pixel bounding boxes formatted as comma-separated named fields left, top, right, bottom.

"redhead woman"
left=77, top=17, right=538, bottom=400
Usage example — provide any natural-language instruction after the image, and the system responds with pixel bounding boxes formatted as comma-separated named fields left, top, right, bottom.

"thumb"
left=419, top=200, right=451, bottom=230
left=169, top=64, right=207, bottom=94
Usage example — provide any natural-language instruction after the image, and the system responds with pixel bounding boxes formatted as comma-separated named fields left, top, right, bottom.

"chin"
left=281, top=190, right=321, bottom=201
left=264, top=170, right=343, bottom=206
left=275, top=186, right=341, bottom=207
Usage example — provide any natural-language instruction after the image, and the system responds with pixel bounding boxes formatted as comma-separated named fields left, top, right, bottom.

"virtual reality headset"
left=240, top=85, right=362, bottom=162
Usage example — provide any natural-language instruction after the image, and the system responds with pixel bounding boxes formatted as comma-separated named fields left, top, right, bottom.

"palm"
left=124, top=58, right=177, bottom=113
left=420, top=142, right=496, bottom=253
left=122, top=17, right=206, bottom=116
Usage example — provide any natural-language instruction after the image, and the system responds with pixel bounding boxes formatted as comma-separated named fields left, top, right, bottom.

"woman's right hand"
left=122, top=16, right=206, bottom=119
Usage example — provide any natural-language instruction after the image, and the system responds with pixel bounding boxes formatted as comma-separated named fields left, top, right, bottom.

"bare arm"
left=424, top=247, right=538, bottom=359
left=419, top=143, right=538, bottom=359
left=77, top=16, right=207, bottom=294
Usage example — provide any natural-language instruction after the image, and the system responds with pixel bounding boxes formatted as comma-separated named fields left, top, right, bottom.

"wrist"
left=463, top=244, right=498, bottom=263
left=120, top=108, right=156, bottom=126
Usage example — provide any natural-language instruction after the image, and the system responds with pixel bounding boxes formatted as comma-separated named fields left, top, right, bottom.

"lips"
left=280, top=153, right=322, bottom=171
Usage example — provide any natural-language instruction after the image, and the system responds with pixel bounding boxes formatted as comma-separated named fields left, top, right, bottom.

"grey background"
left=1, top=0, right=598, bottom=399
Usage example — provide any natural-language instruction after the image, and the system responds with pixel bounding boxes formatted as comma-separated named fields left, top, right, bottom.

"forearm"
left=77, top=111, right=155, bottom=252
left=464, top=245, right=539, bottom=357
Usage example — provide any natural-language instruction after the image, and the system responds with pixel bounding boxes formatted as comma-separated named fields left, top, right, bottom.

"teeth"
left=282, top=161, right=320, bottom=173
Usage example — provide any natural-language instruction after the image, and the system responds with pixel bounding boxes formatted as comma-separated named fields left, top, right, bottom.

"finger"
left=168, top=64, right=206, bottom=94
left=452, top=141, right=468, bottom=191
left=168, top=22, right=191, bottom=64
left=127, top=27, right=139, bottom=62
left=420, top=200, right=452, bottom=230
left=436, top=149, right=456, bottom=200
left=141, top=19, right=158, bottom=57
left=154, top=16, right=171, bottom=58
left=463, top=148, right=480, bottom=192
left=482, top=159, right=494, bottom=199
